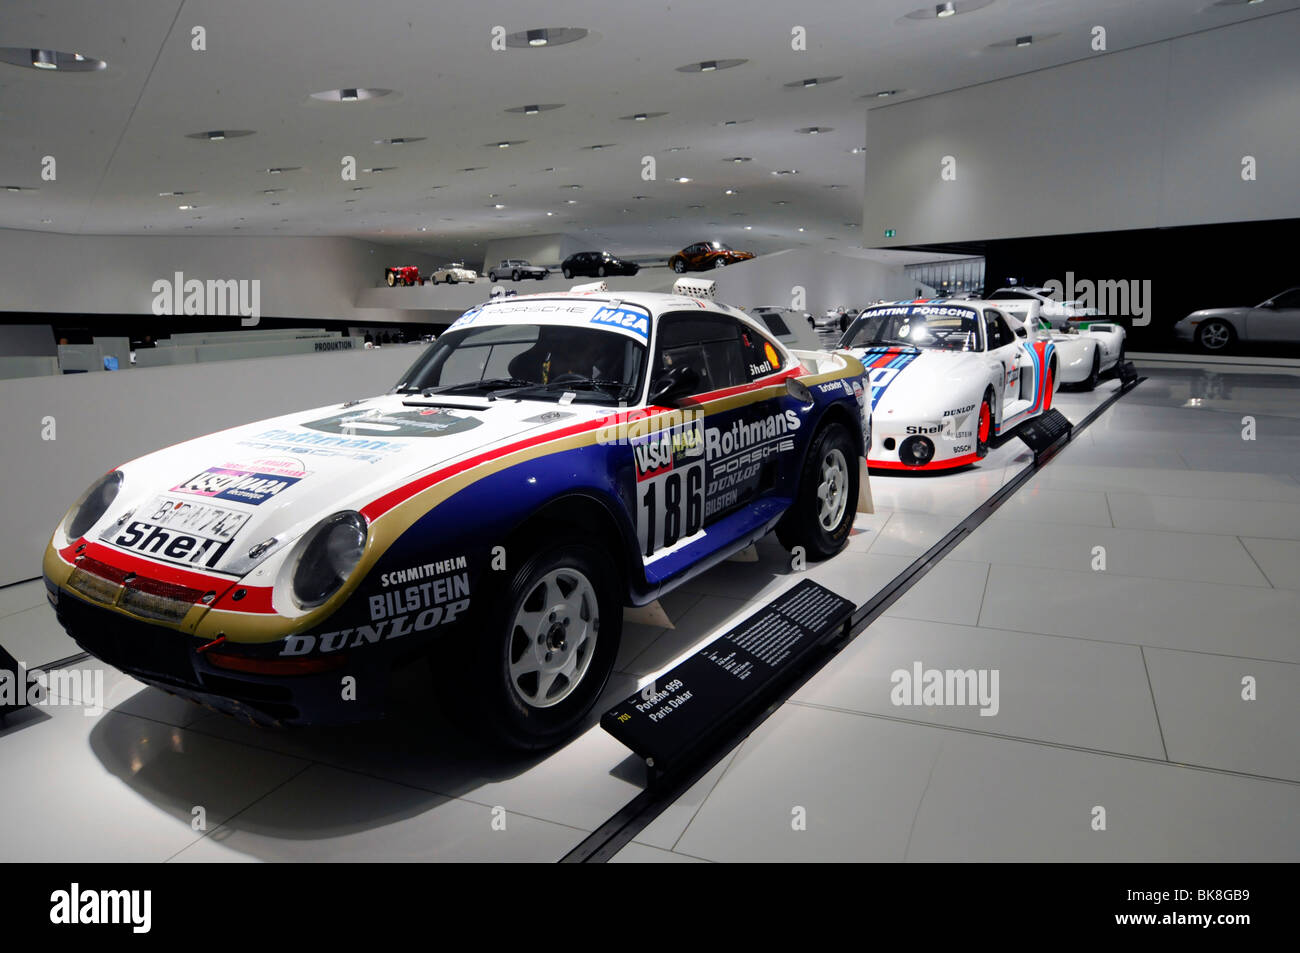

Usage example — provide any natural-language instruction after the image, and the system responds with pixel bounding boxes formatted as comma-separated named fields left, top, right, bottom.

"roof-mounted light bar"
left=673, top=277, right=716, bottom=299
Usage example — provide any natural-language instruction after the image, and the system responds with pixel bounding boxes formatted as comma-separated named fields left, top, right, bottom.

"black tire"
left=512, top=270, right=521, bottom=281
left=562, top=267, right=573, bottom=279
left=1196, top=319, right=1235, bottom=353
left=596, top=265, right=607, bottom=278
left=447, top=274, right=458, bottom=285
left=1111, top=340, right=1126, bottom=377
left=1083, top=349, right=1101, bottom=390
left=975, top=390, right=994, bottom=458
left=439, top=537, right=622, bottom=751
left=775, top=421, right=859, bottom=561
left=488, top=271, right=497, bottom=282
left=713, top=257, right=727, bottom=269
left=385, top=271, right=396, bottom=287
left=672, top=259, right=686, bottom=274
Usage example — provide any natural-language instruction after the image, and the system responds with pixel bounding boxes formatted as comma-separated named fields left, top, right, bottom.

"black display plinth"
left=601, top=579, right=852, bottom=774
left=0, top=643, right=28, bottom=720
left=1016, top=408, right=1073, bottom=463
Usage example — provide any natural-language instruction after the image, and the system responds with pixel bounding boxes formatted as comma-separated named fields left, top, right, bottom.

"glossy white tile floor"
left=615, top=369, right=1300, bottom=862
left=15, top=372, right=1294, bottom=862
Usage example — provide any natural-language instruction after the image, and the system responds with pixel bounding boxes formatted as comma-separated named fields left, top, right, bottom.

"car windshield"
left=708, top=242, right=732, bottom=251
left=843, top=306, right=981, bottom=352
left=395, top=322, right=646, bottom=404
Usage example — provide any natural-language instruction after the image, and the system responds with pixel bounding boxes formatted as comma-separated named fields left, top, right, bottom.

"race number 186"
left=639, top=461, right=704, bottom=556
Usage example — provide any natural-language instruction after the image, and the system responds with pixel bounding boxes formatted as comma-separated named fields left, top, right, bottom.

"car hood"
left=91, top=394, right=607, bottom=576
left=1180, top=307, right=1249, bottom=322
left=848, top=348, right=989, bottom=421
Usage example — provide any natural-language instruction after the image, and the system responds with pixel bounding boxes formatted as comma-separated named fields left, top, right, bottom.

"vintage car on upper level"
left=44, top=278, right=871, bottom=750
left=560, top=251, right=640, bottom=279
left=838, top=299, right=1059, bottom=472
left=668, top=241, right=755, bottom=273
left=487, top=259, right=549, bottom=282
left=384, top=265, right=425, bottom=287
left=431, top=262, right=478, bottom=284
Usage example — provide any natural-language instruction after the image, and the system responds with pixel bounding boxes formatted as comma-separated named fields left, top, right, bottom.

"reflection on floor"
left=12, top=371, right=1291, bottom=862
left=619, top=369, right=1300, bottom=861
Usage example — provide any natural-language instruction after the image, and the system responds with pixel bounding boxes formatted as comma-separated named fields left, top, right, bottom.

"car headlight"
left=291, top=512, right=368, bottom=609
left=63, top=470, right=123, bottom=540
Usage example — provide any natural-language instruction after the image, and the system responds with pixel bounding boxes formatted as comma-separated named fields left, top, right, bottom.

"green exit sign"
left=884, top=229, right=896, bottom=238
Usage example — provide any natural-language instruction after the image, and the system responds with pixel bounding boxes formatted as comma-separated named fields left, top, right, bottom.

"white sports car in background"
left=839, top=300, right=1059, bottom=472
left=987, top=287, right=1098, bottom=328
left=1036, top=317, right=1126, bottom=389
left=1173, top=287, right=1300, bottom=352
left=431, top=262, right=479, bottom=284
left=814, top=307, right=853, bottom=333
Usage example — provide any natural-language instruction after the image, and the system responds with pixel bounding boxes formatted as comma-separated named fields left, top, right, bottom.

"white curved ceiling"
left=0, top=0, right=1292, bottom=259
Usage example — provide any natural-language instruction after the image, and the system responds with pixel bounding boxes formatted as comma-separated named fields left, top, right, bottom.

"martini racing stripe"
left=859, top=347, right=920, bottom=410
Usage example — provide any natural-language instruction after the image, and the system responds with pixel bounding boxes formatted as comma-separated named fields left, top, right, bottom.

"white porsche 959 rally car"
left=838, top=299, right=1059, bottom=472
left=44, top=279, right=871, bottom=749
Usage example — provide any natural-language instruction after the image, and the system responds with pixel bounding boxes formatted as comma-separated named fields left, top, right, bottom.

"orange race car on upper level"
left=668, top=241, right=755, bottom=273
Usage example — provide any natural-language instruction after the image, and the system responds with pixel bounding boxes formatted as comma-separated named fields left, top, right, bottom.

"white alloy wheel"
left=508, top=568, right=600, bottom=709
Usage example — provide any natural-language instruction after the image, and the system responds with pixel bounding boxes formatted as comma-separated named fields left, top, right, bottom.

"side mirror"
left=1260, top=300, right=1276, bottom=309
left=1015, top=325, right=1028, bottom=338
left=648, top=364, right=700, bottom=405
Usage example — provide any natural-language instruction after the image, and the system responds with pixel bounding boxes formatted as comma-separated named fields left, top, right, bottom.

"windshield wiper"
left=491, top=377, right=631, bottom=400
left=417, top=377, right=533, bottom=398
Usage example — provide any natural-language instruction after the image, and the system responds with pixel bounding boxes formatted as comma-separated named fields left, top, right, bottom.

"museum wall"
left=0, top=228, right=438, bottom=324
left=0, top=344, right=422, bottom=587
left=864, top=9, right=1300, bottom=246
left=708, top=247, right=919, bottom=316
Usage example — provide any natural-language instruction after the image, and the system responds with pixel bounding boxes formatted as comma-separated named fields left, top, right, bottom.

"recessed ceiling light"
left=772, top=170, right=799, bottom=176
left=0, top=47, right=106, bottom=71
left=545, top=211, right=554, bottom=216
left=185, top=129, right=254, bottom=140
left=459, top=167, right=484, bottom=173
left=505, top=103, right=564, bottom=115
left=825, top=184, right=844, bottom=189
left=873, top=90, right=900, bottom=99
left=772, top=200, right=789, bottom=206
left=361, top=167, right=394, bottom=174
left=724, top=189, right=738, bottom=195
left=784, top=76, right=843, bottom=89
left=585, top=143, right=616, bottom=151
left=665, top=146, right=690, bottom=153
left=565, top=184, right=583, bottom=190
left=505, top=27, right=588, bottom=49
left=677, top=58, right=747, bottom=73
left=374, top=137, right=425, bottom=146
left=157, top=190, right=191, bottom=197
left=565, top=199, right=578, bottom=204
left=492, top=203, right=506, bottom=209
left=672, top=177, right=692, bottom=183
left=620, top=111, right=668, bottom=121
left=261, top=188, right=284, bottom=194
left=352, top=186, right=369, bottom=192
left=796, top=126, right=831, bottom=135
left=744, top=226, right=752, bottom=230
left=177, top=204, right=195, bottom=210
left=309, top=87, right=392, bottom=103
left=904, top=0, right=994, bottom=19
left=989, top=32, right=1060, bottom=49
